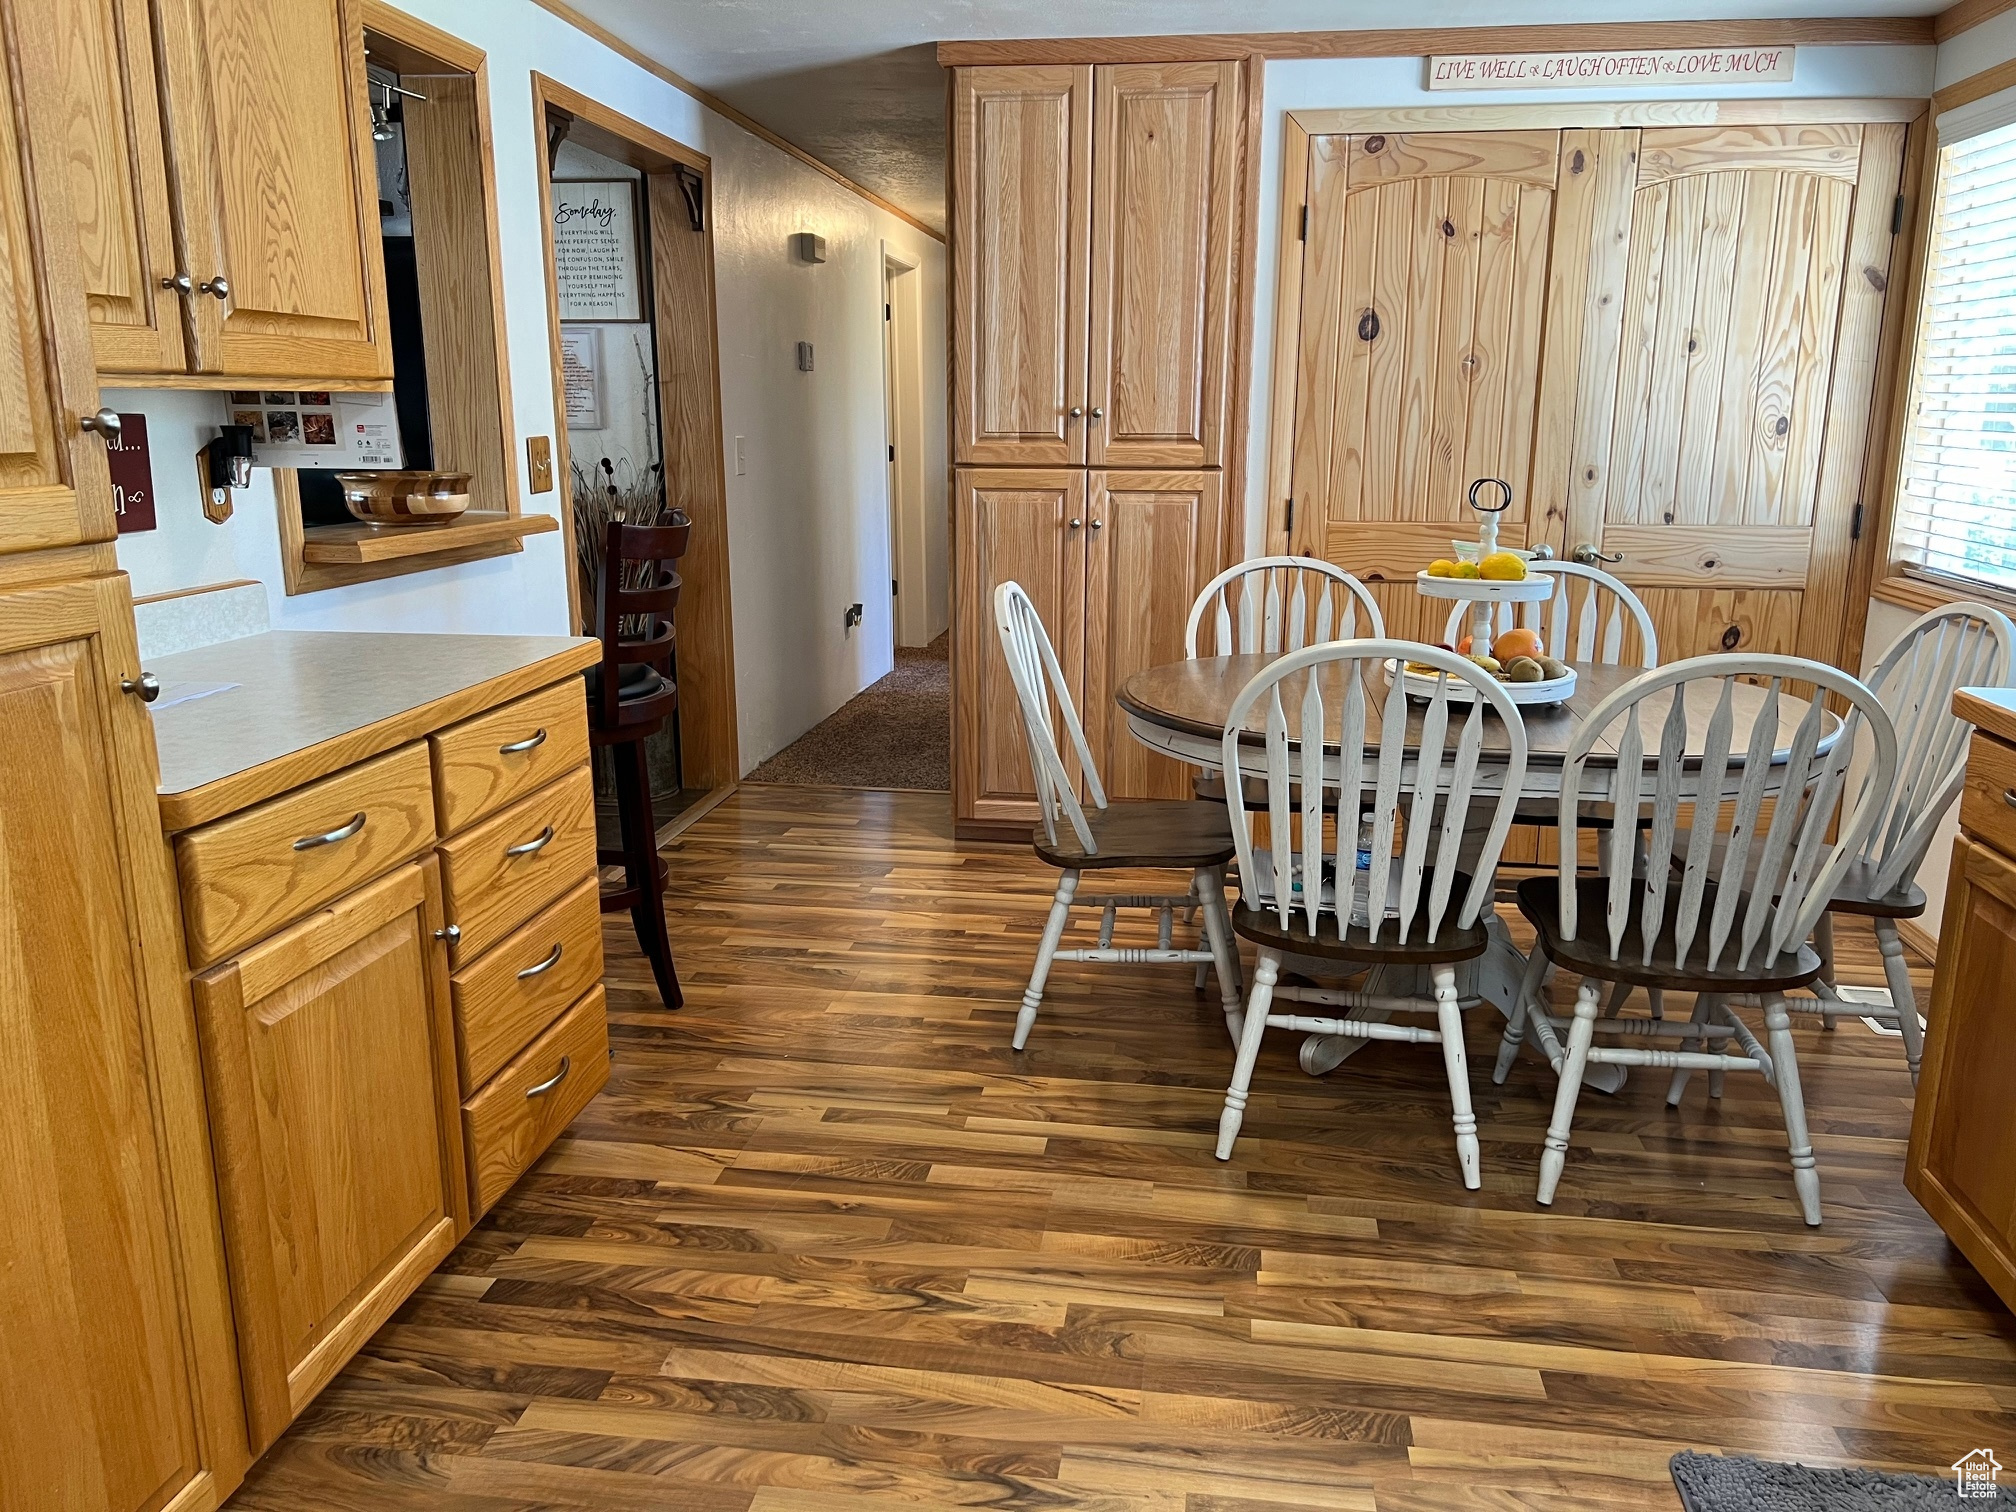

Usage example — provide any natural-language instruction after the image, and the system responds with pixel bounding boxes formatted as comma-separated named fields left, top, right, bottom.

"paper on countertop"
left=148, top=680, right=240, bottom=712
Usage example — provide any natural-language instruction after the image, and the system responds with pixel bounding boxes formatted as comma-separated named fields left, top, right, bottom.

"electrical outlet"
left=734, top=436, right=747, bottom=475
left=844, top=602, right=863, bottom=630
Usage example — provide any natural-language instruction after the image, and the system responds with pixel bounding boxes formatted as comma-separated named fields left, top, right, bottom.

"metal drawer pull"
left=505, top=824, right=555, bottom=857
left=517, top=942, right=564, bottom=979
left=525, top=1056, right=571, bottom=1098
left=499, top=728, right=547, bottom=755
left=293, top=812, right=366, bottom=851
left=2004, top=788, right=2016, bottom=811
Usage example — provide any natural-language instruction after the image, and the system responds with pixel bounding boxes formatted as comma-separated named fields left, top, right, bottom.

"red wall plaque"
left=109, top=411, right=155, bottom=533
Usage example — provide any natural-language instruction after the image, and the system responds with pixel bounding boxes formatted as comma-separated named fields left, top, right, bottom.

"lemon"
left=1426, top=558, right=1457, bottom=578
left=1479, top=551, right=1527, bottom=581
left=1451, top=561, right=1482, bottom=579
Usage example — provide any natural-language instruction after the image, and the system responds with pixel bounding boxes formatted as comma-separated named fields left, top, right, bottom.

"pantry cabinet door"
left=1087, top=62, right=1240, bottom=469
left=171, top=0, right=393, bottom=379
left=952, top=66, right=1092, bottom=466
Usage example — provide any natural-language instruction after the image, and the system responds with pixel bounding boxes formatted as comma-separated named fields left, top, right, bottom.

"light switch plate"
left=527, top=435, right=554, bottom=493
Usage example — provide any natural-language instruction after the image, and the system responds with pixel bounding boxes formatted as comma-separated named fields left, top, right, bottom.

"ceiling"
left=562, top=0, right=1945, bottom=233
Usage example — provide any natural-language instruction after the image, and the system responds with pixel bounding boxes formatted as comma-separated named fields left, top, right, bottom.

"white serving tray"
left=1394, top=661, right=1577, bottom=709
left=1414, top=569, right=1557, bottom=603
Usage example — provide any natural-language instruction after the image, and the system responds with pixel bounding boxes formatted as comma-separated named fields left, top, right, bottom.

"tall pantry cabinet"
left=950, top=58, right=1251, bottom=835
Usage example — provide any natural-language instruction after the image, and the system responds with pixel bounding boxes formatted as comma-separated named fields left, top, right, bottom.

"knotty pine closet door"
left=952, top=67, right=1092, bottom=466
left=1086, top=62, right=1239, bottom=469
left=1569, top=123, right=1905, bottom=664
left=1286, top=128, right=1614, bottom=642
left=953, top=470, right=1088, bottom=824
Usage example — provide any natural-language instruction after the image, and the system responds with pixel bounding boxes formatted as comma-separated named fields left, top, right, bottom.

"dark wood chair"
left=588, top=514, right=690, bottom=1008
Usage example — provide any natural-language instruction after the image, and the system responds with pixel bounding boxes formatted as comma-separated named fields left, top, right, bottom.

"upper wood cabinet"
left=192, top=857, right=464, bottom=1454
left=952, top=66, right=1092, bottom=467
left=0, top=577, right=204, bottom=1512
left=1087, top=63, right=1239, bottom=469
left=46, top=0, right=393, bottom=382
left=953, top=62, right=1240, bottom=470
left=0, top=0, right=118, bottom=556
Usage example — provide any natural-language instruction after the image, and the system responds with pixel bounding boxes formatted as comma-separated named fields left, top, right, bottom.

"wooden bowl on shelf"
left=335, top=471, right=472, bottom=525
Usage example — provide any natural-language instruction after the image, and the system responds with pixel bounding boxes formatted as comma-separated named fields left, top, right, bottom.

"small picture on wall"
left=266, top=409, right=300, bottom=443
left=229, top=390, right=261, bottom=405
left=302, top=412, right=337, bottom=446
left=298, top=391, right=332, bottom=407
left=263, top=391, right=296, bottom=406
left=231, top=409, right=267, bottom=442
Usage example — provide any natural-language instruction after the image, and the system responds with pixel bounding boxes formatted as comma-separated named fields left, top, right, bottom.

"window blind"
left=1891, top=108, right=2016, bottom=594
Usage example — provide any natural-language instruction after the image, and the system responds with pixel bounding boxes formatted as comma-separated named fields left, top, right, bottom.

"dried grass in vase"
left=571, top=454, right=668, bottom=613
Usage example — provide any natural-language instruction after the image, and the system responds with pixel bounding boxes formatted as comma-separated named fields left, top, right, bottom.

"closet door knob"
left=79, top=408, right=122, bottom=441
left=197, top=276, right=230, bottom=300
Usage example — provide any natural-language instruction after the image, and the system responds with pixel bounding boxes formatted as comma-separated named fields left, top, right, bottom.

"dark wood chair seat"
left=1670, top=840, right=1928, bottom=920
left=1518, top=875, right=1822, bottom=993
left=1032, top=800, right=1236, bottom=871
left=1231, top=868, right=1490, bottom=965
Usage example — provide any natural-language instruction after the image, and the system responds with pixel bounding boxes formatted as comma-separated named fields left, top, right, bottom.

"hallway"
left=746, top=635, right=948, bottom=791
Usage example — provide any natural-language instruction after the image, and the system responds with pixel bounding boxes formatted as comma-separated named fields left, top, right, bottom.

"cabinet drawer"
left=452, top=876, right=604, bottom=1095
left=431, top=678, right=590, bottom=834
left=438, top=765, right=596, bottom=962
left=1961, top=733, right=2016, bottom=859
left=177, top=744, right=437, bottom=967
left=463, top=985, right=609, bottom=1214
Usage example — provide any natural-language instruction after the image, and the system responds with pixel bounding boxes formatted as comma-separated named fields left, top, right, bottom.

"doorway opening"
left=534, top=76, right=738, bottom=840
left=882, top=248, right=945, bottom=651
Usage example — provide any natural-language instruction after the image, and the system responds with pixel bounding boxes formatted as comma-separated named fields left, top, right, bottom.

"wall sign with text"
left=108, top=412, right=155, bottom=533
left=552, top=178, right=642, bottom=321
left=1427, top=46, right=1796, bottom=90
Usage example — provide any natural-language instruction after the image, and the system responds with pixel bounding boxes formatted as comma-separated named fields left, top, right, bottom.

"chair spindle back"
left=1187, top=556, right=1385, bottom=658
left=994, top=581, right=1106, bottom=854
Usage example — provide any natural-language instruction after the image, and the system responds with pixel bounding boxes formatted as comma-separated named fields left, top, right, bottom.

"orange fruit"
left=1455, top=634, right=1472, bottom=655
left=1492, top=627, right=1544, bottom=663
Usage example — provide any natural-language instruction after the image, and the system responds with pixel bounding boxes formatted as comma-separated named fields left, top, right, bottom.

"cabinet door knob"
left=79, top=408, right=122, bottom=442
left=120, top=671, right=160, bottom=702
left=197, top=276, right=231, bottom=300
left=434, top=924, right=462, bottom=942
left=1088, top=407, right=1103, bottom=421
left=293, top=812, right=366, bottom=851
left=1068, top=517, right=1082, bottom=530
left=1089, top=519, right=1103, bottom=530
left=161, top=272, right=193, bottom=294
left=1068, top=406, right=1083, bottom=419
left=525, top=1056, right=572, bottom=1098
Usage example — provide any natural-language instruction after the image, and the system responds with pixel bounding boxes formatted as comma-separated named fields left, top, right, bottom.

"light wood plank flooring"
left=227, top=786, right=2016, bottom=1511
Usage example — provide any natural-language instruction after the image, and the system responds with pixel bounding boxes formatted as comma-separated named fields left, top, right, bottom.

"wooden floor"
left=228, top=786, right=2016, bottom=1511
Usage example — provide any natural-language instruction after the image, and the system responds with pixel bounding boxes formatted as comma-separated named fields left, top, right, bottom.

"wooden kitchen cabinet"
left=1087, top=62, right=1239, bottom=470
left=955, top=468, right=1218, bottom=827
left=44, top=0, right=394, bottom=383
left=0, top=577, right=213, bottom=1511
left=192, top=857, right=465, bottom=1455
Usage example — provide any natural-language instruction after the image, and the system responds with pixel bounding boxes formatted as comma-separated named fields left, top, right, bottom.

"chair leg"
left=1815, top=911, right=1839, bottom=1030
left=1493, top=950, right=1549, bottom=1085
left=612, top=737, right=681, bottom=1009
left=1216, top=948, right=1279, bottom=1160
left=1601, top=979, right=1632, bottom=1018
left=1432, top=963, right=1480, bottom=1190
left=1665, top=993, right=1717, bottom=1107
left=1763, top=992, right=1822, bottom=1226
left=1538, top=978, right=1603, bottom=1207
left=1013, top=870, right=1078, bottom=1050
left=1194, top=866, right=1244, bottom=1044
left=1874, top=918, right=1923, bottom=1085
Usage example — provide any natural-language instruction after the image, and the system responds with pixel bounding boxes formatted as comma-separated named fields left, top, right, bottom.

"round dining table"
left=1115, top=653, right=1841, bottom=1081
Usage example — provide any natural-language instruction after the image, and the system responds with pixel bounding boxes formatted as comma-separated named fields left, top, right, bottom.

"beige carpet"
left=746, top=634, right=948, bottom=790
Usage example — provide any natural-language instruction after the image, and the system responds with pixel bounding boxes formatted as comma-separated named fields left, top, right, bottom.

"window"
left=1889, top=99, right=2016, bottom=596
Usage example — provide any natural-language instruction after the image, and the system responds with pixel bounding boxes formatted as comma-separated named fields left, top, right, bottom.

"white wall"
left=1240, top=44, right=1938, bottom=560
left=111, top=0, right=947, bottom=774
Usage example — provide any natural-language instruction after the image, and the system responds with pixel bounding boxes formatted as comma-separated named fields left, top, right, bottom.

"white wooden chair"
left=1492, top=654, right=1899, bottom=1225
left=993, top=581, right=1245, bottom=1050
left=1803, top=602, right=2015, bottom=1082
left=1188, top=555, right=1385, bottom=658
left=1439, top=559, right=1656, bottom=669
left=1213, top=641, right=1529, bottom=1188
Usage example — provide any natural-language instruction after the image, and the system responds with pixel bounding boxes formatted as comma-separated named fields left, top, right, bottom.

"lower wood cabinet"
left=953, top=466, right=1223, bottom=830
left=1908, top=833, right=2016, bottom=1310
left=192, top=857, right=465, bottom=1454
left=0, top=578, right=215, bottom=1510
left=464, top=984, right=610, bottom=1214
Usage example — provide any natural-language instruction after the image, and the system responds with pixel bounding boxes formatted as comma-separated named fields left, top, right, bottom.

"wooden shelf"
left=300, top=511, right=556, bottom=566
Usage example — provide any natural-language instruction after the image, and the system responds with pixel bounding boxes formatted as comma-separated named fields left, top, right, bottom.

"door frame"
left=531, top=75, right=740, bottom=794
left=1261, top=96, right=1926, bottom=667
left=882, top=247, right=939, bottom=647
